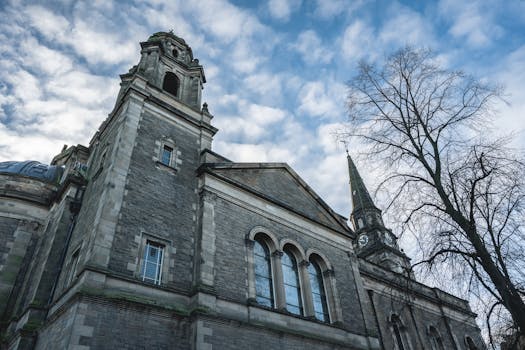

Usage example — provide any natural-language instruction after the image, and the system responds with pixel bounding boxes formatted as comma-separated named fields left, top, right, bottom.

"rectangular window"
left=161, top=145, right=173, bottom=166
left=141, top=241, right=164, bottom=285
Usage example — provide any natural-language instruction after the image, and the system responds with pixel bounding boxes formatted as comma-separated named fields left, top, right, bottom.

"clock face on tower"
left=358, top=234, right=369, bottom=247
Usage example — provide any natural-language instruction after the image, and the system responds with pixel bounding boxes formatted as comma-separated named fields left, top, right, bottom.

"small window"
left=141, top=241, right=164, bottom=285
left=465, top=336, right=478, bottom=350
left=162, top=72, right=180, bottom=97
left=66, top=249, right=80, bottom=286
left=161, top=145, right=173, bottom=166
left=172, top=49, right=178, bottom=58
left=282, top=249, right=303, bottom=315
left=254, top=239, right=274, bottom=307
left=308, top=261, right=329, bottom=322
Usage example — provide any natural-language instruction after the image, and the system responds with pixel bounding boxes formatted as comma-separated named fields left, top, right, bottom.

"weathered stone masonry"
left=0, top=32, right=485, bottom=350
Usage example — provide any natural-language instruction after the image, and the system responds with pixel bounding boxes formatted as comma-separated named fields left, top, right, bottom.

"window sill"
left=247, top=300, right=334, bottom=326
left=155, top=161, right=178, bottom=173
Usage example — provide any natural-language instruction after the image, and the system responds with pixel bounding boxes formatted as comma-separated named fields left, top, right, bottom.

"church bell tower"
left=347, top=154, right=412, bottom=275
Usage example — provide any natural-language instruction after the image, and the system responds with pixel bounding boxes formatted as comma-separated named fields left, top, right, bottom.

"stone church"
left=0, top=32, right=485, bottom=349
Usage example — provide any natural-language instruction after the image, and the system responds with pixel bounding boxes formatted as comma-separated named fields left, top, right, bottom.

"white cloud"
left=438, top=0, right=503, bottom=47
left=493, top=45, right=525, bottom=148
left=340, top=20, right=375, bottom=61
left=379, top=5, right=435, bottom=49
left=297, top=81, right=345, bottom=119
left=243, top=72, right=284, bottom=103
left=292, top=30, right=333, bottom=65
left=313, top=0, right=347, bottom=18
left=215, top=101, right=287, bottom=142
left=268, top=0, right=302, bottom=21
left=23, top=5, right=138, bottom=67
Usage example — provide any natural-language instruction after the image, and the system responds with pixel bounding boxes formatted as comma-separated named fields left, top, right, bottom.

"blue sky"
left=1, top=0, right=524, bottom=225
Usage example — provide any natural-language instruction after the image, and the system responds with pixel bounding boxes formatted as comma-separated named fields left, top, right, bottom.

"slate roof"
left=347, top=154, right=379, bottom=214
left=199, top=162, right=352, bottom=236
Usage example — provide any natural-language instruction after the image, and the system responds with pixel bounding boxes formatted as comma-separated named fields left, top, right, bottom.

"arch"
left=248, top=226, right=278, bottom=252
left=279, top=239, right=306, bottom=261
left=390, top=313, right=411, bottom=350
left=162, top=72, right=180, bottom=97
left=428, top=326, right=444, bottom=350
left=282, top=245, right=303, bottom=315
left=306, top=249, right=333, bottom=271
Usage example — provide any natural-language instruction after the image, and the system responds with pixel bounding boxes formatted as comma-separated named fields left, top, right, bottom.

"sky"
left=1, top=0, right=524, bottom=230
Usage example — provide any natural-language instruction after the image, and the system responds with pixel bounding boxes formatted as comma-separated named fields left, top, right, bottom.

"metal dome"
left=0, top=160, right=63, bottom=184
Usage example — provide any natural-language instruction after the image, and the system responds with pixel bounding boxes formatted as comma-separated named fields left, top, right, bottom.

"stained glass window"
left=308, top=261, right=329, bottom=322
left=254, top=239, right=274, bottom=307
left=282, top=250, right=302, bottom=315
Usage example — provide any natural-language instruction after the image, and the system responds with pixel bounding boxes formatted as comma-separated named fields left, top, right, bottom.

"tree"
left=344, top=47, right=525, bottom=345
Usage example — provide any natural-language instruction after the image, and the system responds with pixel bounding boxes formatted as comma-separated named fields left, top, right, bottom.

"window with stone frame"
left=162, top=72, right=180, bottom=97
left=428, top=326, right=445, bottom=350
left=391, top=314, right=411, bottom=350
left=141, top=241, right=164, bottom=285
left=465, top=336, right=479, bottom=350
left=308, top=259, right=329, bottom=322
left=161, top=144, right=173, bottom=166
left=253, top=238, right=274, bottom=307
left=157, top=138, right=178, bottom=170
left=282, top=248, right=303, bottom=316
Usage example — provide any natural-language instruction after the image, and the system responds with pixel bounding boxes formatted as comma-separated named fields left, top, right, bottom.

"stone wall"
left=36, top=295, right=191, bottom=350
left=108, top=106, right=202, bottom=292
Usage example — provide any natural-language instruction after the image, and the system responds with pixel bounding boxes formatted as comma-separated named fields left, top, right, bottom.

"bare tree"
left=344, top=47, right=525, bottom=344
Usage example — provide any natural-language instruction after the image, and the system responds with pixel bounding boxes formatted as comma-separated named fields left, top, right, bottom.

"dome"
left=0, top=160, right=63, bottom=184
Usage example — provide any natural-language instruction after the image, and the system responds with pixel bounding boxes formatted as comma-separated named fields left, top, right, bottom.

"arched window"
left=162, top=72, right=179, bottom=97
left=282, top=249, right=302, bottom=315
left=391, top=314, right=408, bottom=350
left=308, top=260, right=329, bottom=322
left=465, top=336, right=478, bottom=350
left=429, top=326, right=444, bottom=350
left=253, top=239, right=274, bottom=307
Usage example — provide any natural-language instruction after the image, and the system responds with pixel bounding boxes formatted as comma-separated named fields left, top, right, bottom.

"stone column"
left=245, top=239, right=256, bottom=301
left=271, top=250, right=286, bottom=310
left=299, top=260, right=314, bottom=317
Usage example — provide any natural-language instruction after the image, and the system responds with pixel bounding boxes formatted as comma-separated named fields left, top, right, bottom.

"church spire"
left=347, top=153, right=412, bottom=276
left=347, top=154, right=384, bottom=231
left=347, top=153, right=378, bottom=214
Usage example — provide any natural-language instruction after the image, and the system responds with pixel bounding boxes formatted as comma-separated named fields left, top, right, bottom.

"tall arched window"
left=253, top=239, right=274, bottom=307
left=391, top=314, right=407, bottom=350
left=162, top=72, right=180, bottom=97
left=282, top=249, right=302, bottom=315
left=429, top=326, right=444, bottom=350
left=466, top=336, right=478, bottom=350
left=308, top=260, right=329, bottom=322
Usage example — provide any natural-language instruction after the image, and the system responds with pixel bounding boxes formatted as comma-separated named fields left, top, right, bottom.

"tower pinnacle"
left=347, top=154, right=384, bottom=231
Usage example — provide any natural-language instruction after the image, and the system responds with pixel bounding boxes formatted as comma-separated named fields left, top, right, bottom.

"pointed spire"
left=347, top=154, right=377, bottom=214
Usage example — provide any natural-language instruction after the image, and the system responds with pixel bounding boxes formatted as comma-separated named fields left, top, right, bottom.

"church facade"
left=0, top=32, right=485, bottom=350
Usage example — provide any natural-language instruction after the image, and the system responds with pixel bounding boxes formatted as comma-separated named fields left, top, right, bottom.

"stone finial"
left=202, top=102, right=209, bottom=114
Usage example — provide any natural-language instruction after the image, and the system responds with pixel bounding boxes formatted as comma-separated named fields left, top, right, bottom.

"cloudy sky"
left=1, top=0, right=524, bottom=225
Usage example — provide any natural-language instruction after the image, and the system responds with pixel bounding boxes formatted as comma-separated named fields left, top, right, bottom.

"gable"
left=203, top=164, right=350, bottom=234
